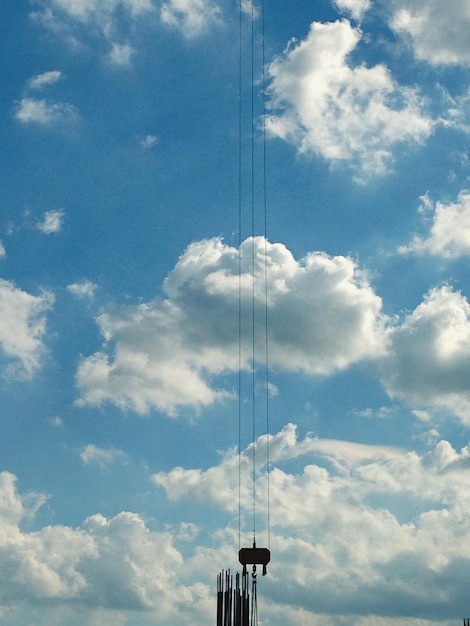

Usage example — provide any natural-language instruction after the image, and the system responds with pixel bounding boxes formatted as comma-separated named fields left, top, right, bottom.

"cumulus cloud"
left=399, top=191, right=470, bottom=258
left=67, top=280, right=97, bottom=298
left=0, top=472, right=211, bottom=623
left=160, top=0, right=221, bottom=38
left=15, top=98, right=78, bottom=126
left=27, top=70, right=64, bottom=90
left=334, top=0, right=371, bottom=21
left=79, top=444, right=128, bottom=468
left=0, top=279, right=54, bottom=378
left=154, top=424, right=470, bottom=621
left=390, top=0, right=470, bottom=66
left=37, top=209, right=64, bottom=234
left=266, top=20, right=433, bottom=179
left=380, top=286, right=470, bottom=423
left=76, top=237, right=386, bottom=415
left=4, top=426, right=470, bottom=623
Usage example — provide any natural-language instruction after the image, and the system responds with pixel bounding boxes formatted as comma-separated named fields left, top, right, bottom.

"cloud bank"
left=4, top=424, right=470, bottom=623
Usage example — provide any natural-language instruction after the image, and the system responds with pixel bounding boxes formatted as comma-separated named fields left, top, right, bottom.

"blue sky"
left=2, top=0, right=470, bottom=624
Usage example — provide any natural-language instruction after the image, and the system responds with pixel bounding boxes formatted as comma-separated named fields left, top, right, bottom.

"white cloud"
left=399, top=190, right=470, bottom=258
left=334, top=0, right=371, bottom=21
left=4, top=427, right=470, bottom=623
left=154, top=424, right=470, bottom=621
left=79, top=444, right=128, bottom=468
left=266, top=20, right=433, bottom=179
left=47, top=415, right=64, bottom=427
left=27, top=70, right=64, bottom=90
left=380, top=286, right=470, bottom=424
left=160, top=0, right=221, bottom=38
left=67, top=280, right=97, bottom=298
left=34, top=0, right=153, bottom=23
left=0, top=473, right=212, bottom=623
left=15, top=98, right=78, bottom=126
left=390, top=0, right=470, bottom=66
left=0, top=241, right=5, bottom=258
left=32, top=0, right=154, bottom=63
left=76, top=237, right=386, bottom=415
left=140, top=134, right=158, bottom=149
left=0, top=279, right=54, bottom=378
left=107, top=42, right=134, bottom=66
left=37, top=209, right=65, bottom=234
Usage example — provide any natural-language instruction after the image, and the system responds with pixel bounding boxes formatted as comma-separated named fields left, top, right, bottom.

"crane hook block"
left=239, top=543, right=270, bottom=575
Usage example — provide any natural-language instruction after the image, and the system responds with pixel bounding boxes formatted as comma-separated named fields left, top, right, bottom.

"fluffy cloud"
left=399, top=191, right=470, bottom=258
left=390, top=0, right=470, bottom=66
left=0, top=279, right=54, bottom=378
left=67, top=280, right=97, bottom=298
left=380, top=286, right=470, bottom=423
left=37, top=209, right=65, bottom=234
left=76, top=237, right=386, bottom=415
left=334, top=0, right=371, bottom=21
left=0, top=472, right=212, bottom=623
left=15, top=98, right=78, bottom=126
left=160, top=0, right=221, bottom=38
left=4, top=426, right=470, bottom=623
left=266, top=20, right=433, bottom=179
left=154, top=424, right=470, bottom=622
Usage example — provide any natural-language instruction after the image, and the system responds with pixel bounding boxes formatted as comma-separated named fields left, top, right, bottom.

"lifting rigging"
left=216, top=0, right=270, bottom=623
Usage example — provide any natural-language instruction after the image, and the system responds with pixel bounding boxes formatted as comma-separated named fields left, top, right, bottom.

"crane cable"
left=237, top=0, right=271, bottom=555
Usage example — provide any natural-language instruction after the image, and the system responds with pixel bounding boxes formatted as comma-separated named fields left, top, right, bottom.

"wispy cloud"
left=27, top=70, right=64, bottom=90
left=67, top=280, right=97, bottom=299
left=140, top=134, right=158, bottom=149
left=79, top=444, right=128, bottom=469
left=37, top=209, right=65, bottom=234
left=15, top=98, right=78, bottom=126
left=160, top=0, right=221, bottom=38
left=31, top=0, right=155, bottom=64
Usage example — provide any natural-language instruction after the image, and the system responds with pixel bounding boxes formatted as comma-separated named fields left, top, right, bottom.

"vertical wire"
left=250, top=0, right=256, bottom=544
left=261, top=0, right=270, bottom=552
left=238, top=0, right=243, bottom=553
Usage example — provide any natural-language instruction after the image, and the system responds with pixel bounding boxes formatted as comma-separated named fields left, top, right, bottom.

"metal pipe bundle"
left=217, top=570, right=250, bottom=626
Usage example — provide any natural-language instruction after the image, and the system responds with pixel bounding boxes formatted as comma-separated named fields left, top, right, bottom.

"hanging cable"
left=238, top=0, right=243, bottom=554
left=237, top=0, right=271, bottom=558
left=261, top=0, right=271, bottom=552
left=250, top=0, right=257, bottom=545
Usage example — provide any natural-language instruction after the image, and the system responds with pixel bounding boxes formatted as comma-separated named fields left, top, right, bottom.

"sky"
left=2, top=0, right=470, bottom=624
